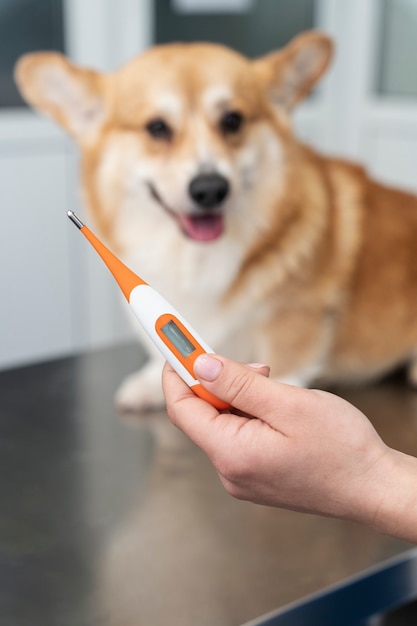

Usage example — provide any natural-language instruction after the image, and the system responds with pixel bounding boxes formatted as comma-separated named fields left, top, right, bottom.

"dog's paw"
left=115, top=366, right=165, bottom=413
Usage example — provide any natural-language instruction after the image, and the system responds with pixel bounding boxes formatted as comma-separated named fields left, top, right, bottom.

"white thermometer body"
left=67, top=211, right=229, bottom=411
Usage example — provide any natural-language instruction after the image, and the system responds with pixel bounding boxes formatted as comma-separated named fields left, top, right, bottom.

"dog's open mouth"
left=177, top=213, right=224, bottom=242
left=148, top=182, right=224, bottom=243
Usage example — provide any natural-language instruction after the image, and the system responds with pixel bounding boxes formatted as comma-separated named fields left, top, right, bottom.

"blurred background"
left=1, top=0, right=417, bottom=371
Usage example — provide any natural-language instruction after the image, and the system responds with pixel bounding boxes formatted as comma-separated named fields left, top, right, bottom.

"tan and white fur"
left=15, top=32, right=417, bottom=411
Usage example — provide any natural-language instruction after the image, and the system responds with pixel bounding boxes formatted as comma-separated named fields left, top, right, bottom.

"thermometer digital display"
left=160, top=321, right=196, bottom=358
left=67, top=210, right=230, bottom=411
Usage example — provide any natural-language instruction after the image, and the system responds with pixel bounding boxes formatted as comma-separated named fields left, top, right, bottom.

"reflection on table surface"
left=1, top=344, right=415, bottom=626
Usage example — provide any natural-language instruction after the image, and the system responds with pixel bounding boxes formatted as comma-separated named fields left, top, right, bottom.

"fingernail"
left=194, top=354, right=223, bottom=381
left=247, top=363, right=269, bottom=369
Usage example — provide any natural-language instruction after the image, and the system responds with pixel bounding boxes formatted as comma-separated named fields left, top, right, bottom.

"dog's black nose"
left=189, top=174, right=229, bottom=208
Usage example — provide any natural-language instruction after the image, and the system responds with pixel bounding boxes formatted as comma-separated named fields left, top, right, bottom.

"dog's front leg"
left=115, top=336, right=166, bottom=413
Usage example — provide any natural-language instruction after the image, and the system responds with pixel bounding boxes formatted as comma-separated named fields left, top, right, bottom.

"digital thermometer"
left=67, top=211, right=230, bottom=411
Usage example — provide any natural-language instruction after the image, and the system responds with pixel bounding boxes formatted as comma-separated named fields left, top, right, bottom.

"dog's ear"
left=253, top=31, right=333, bottom=111
left=14, top=52, right=107, bottom=144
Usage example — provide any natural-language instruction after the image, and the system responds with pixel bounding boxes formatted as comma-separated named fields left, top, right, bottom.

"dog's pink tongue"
left=179, top=214, right=224, bottom=242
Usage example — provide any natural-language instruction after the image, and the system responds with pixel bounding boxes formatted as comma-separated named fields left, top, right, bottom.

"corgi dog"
left=15, top=31, right=417, bottom=411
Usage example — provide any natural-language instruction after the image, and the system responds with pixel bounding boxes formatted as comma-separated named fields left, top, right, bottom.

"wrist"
left=363, top=449, right=417, bottom=542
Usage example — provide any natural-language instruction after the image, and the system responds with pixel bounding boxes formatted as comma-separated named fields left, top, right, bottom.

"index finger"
left=162, top=362, right=250, bottom=455
left=162, top=362, right=221, bottom=441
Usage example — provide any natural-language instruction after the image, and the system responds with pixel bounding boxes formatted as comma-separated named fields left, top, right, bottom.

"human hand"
left=162, top=355, right=417, bottom=542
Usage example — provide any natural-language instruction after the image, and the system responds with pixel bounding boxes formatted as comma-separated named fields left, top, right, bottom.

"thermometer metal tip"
left=66, top=209, right=146, bottom=300
left=67, top=210, right=84, bottom=229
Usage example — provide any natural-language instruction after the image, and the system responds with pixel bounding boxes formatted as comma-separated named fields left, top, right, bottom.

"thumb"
left=194, top=354, right=279, bottom=416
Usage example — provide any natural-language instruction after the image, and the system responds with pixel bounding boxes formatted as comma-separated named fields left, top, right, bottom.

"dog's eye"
left=220, top=111, right=244, bottom=135
left=146, top=118, right=172, bottom=140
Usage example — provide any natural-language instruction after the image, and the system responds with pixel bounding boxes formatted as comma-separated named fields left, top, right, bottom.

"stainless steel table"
left=1, top=344, right=416, bottom=626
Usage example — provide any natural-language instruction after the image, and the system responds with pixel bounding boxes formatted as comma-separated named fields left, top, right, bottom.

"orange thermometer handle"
left=67, top=211, right=230, bottom=411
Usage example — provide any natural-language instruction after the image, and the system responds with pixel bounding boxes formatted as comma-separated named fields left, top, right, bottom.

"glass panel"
left=0, top=0, right=65, bottom=109
left=154, top=0, right=316, bottom=57
left=377, top=0, right=417, bottom=97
